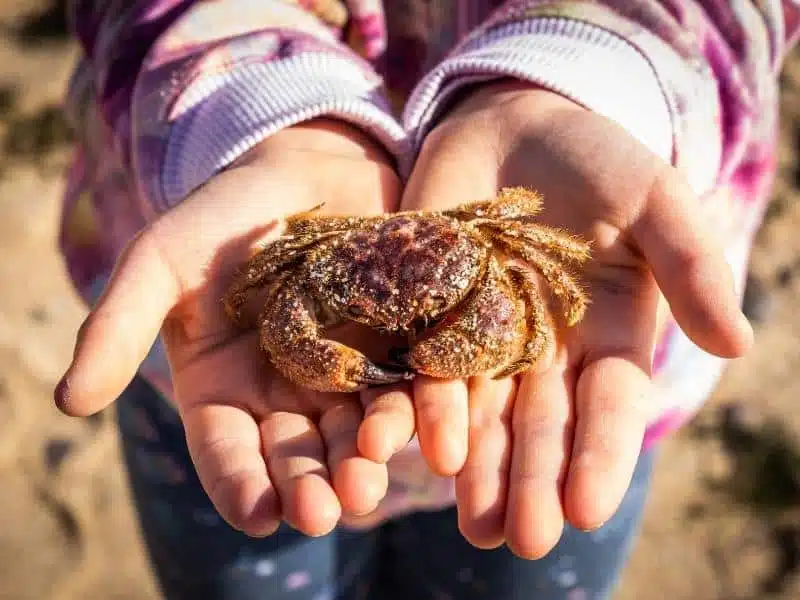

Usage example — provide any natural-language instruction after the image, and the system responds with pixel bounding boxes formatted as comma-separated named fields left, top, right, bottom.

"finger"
left=182, top=403, right=280, bottom=536
left=358, top=384, right=415, bottom=463
left=633, top=168, right=753, bottom=358
left=399, top=123, right=499, bottom=478
left=413, top=376, right=470, bottom=476
left=564, top=354, right=650, bottom=531
left=261, top=411, right=341, bottom=537
left=401, top=124, right=499, bottom=212
left=455, top=376, right=515, bottom=549
left=55, top=230, right=180, bottom=417
left=319, top=402, right=388, bottom=517
left=505, top=364, right=575, bottom=559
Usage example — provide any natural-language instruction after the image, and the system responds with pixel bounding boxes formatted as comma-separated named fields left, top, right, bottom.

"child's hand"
left=373, top=82, right=753, bottom=557
left=55, top=119, right=404, bottom=538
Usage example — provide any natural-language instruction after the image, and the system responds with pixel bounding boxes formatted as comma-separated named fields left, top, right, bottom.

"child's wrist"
left=442, top=79, right=583, bottom=122
left=231, top=118, right=397, bottom=172
left=215, top=117, right=402, bottom=219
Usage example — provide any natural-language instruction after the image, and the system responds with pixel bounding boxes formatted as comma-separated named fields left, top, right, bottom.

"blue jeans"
left=116, top=375, right=654, bottom=600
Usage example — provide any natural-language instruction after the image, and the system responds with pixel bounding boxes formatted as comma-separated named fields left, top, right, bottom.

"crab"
left=223, top=187, right=592, bottom=392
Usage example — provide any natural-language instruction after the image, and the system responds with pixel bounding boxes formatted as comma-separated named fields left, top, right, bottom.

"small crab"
left=223, top=187, right=592, bottom=392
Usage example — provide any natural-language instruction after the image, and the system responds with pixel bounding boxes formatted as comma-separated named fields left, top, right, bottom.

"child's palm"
left=56, top=121, right=402, bottom=537
left=388, top=84, right=753, bottom=557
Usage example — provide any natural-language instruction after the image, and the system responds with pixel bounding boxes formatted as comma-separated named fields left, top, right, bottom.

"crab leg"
left=491, top=232, right=589, bottom=327
left=260, top=279, right=414, bottom=392
left=223, top=231, right=342, bottom=324
left=403, top=258, right=528, bottom=379
left=226, top=208, right=399, bottom=322
left=286, top=206, right=395, bottom=236
left=476, top=220, right=591, bottom=264
left=492, top=266, right=555, bottom=379
left=442, top=186, right=544, bottom=221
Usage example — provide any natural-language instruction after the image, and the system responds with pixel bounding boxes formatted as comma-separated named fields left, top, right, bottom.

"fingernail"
left=741, top=311, right=755, bottom=332
left=738, top=312, right=755, bottom=346
left=54, top=376, right=70, bottom=410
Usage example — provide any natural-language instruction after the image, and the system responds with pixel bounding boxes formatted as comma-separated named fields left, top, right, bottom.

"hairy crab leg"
left=260, top=280, right=414, bottom=392
left=225, top=208, right=399, bottom=323
left=491, top=232, right=590, bottom=327
left=286, top=209, right=395, bottom=236
left=492, top=265, right=555, bottom=379
left=474, top=220, right=592, bottom=264
left=441, top=186, right=544, bottom=221
left=223, top=231, right=343, bottom=324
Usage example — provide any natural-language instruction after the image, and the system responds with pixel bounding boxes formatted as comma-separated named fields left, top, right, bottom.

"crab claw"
left=259, top=279, right=416, bottom=392
left=361, top=362, right=416, bottom=388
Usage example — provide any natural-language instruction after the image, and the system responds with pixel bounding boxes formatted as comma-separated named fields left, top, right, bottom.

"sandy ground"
left=0, top=2, right=798, bottom=599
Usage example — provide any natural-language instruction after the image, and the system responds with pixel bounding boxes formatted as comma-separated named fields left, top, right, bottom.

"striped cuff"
left=161, top=52, right=407, bottom=207
left=403, top=17, right=674, bottom=169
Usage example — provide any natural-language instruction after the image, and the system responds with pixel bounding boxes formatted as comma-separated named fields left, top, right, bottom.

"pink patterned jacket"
left=60, top=0, right=800, bottom=526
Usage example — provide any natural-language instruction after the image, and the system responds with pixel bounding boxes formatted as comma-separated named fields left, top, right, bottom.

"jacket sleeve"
left=65, top=0, right=405, bottom=215
left=403, top=0, right=799, bottom=196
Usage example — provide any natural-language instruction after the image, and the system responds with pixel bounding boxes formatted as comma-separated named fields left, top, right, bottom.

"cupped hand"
left=359, top=82, right=753, bottom=558
left=55, top=120, right=405, bottom=538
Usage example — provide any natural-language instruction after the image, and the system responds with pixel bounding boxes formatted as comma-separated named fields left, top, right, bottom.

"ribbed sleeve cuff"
left=403, top=17, right=674, bottom=168
left=160, top=53, right=407, bottom=208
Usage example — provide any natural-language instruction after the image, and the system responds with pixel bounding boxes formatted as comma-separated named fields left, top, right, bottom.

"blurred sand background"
left=0, top=2, right=798, bottom=599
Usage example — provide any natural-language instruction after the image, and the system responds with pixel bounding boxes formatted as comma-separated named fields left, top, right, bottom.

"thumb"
left=55, top=229, right=180, bottom=416
left=632, top=166, right=753, bottom=358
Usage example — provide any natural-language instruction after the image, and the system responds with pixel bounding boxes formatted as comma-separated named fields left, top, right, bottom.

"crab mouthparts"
left=389, top=346, right=412, bottom=368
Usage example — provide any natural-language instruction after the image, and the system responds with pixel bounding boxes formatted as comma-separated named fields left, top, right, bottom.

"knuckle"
left=651, top=163, right=693, bottom=206
left=318, top=402, right=362, bottom=435
left=587, top=265, right=646, bottom=299
left=122, top=223, right=184, bottom=295
left=511, top=461, right=564, bottom=487
left=369, top=399, right=415, bottom=428
left=512, top=410, right=570, bottom=441
left=666, top=245, right=706, bottom=279
left=121, top=224, right=161, bottom=265
left=191, top=437, right=273, bottom=531
left=208, top=470, right=274, bottom=531
left=191, top=434, right=238, bottom=466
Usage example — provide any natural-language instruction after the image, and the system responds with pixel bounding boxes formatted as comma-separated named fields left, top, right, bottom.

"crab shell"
left=304, top=215, right=486, bottom=333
